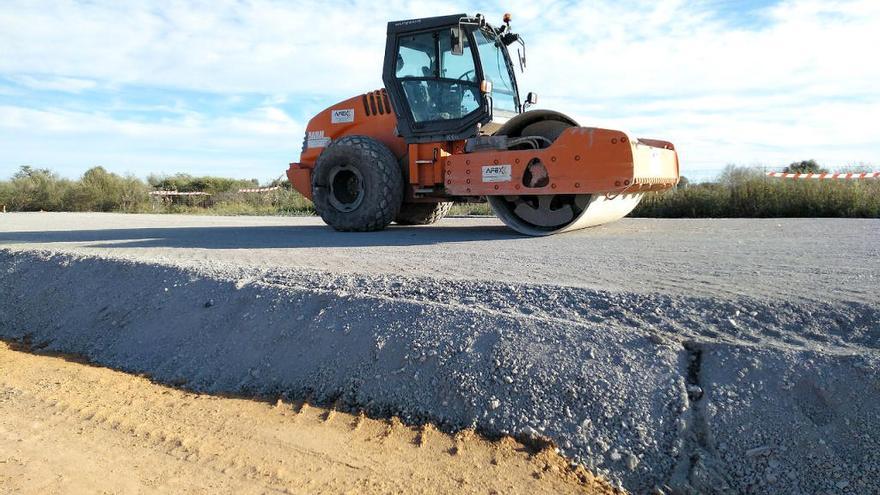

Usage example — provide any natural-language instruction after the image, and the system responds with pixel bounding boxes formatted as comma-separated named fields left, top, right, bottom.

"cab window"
left=473, top=29, right=518, bottom=114
left=396, top=32, right=435, bottom=78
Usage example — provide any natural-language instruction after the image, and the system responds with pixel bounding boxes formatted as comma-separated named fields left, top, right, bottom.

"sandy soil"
left=0, top=341, right=616, bottom=494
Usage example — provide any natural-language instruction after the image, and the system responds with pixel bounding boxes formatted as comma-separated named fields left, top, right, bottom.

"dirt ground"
left=0, top=341, right=618, bottom=494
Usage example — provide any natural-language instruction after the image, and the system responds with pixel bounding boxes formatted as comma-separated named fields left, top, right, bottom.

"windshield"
left=395, top=31, right=481, bottom=123
left=473, top=29, right=518, bottom=115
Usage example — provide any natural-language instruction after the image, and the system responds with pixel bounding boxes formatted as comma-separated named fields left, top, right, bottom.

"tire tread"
left=312, top=136, right=403, bottom=232
left=395, top=202, right=453, bottom=225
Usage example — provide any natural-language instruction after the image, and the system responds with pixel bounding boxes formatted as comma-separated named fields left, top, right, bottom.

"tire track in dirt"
left=0, top=341, right=619, bottom=494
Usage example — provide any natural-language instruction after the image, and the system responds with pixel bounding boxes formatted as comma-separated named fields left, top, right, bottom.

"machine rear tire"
left=395, top=202, right=452, bottom=225
left=311, top=135, right=403, bottom=232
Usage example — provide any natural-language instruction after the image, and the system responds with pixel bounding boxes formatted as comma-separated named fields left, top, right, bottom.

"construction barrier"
left=148, top=190, right=212, bottom=208
left=148, top=191, right=212, bottom=196
left=766, top=172, right=880, bottom=180
left=237, top=186, right=281, bottom=193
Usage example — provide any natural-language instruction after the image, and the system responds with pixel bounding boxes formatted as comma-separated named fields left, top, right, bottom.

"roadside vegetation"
left=635, top=164, right=879, bottom=218
left=0, top=166, right=313, bottom=215
left=1, top=163, right=877, bottom=218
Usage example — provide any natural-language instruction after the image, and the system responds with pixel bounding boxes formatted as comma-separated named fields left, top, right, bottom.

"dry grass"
left=635, top=169, right=880, bottom=218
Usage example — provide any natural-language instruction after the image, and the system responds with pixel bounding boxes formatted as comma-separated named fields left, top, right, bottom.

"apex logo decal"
left=331, top=109, right=355, bottom=124
left=481, top=164, right=512, bottom=182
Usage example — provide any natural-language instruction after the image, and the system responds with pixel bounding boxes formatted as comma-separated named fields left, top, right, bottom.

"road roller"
left=286, top=13, right=679, bottom=235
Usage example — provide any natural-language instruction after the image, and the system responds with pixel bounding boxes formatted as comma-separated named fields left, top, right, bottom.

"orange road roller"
left=286, top=13, right=679, bottom=235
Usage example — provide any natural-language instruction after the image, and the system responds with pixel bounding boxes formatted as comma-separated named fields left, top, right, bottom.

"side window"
left=439, top=31, right=476, bottom=82
left=396, top=33, right=435, bottom=78
left=395, top=29, right=481, bottom=123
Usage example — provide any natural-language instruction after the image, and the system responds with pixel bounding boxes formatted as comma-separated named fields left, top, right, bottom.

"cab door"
left=383, top=16, right=491, bottom=143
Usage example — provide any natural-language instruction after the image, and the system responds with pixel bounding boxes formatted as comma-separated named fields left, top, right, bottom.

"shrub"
left=5, top=166, right=74, bottom=211
left=65, top=167, right=150, bottom=212
left=635, top=166, right=880, bottom=218
left=0, top=181, right=12, bottom=210
left=147, top=173, right=258, bottom=194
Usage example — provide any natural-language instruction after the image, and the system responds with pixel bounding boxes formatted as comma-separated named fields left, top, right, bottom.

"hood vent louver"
left=362, top=89, right=391, bottom=117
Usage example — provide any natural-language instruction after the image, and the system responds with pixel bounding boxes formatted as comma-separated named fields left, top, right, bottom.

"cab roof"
left=386, top=13, right=467, bottom=35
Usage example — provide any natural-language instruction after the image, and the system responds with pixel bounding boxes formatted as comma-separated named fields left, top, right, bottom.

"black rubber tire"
left=395, top=202, right=453, bottom=225
left=311, top=135, right=403, bottom=232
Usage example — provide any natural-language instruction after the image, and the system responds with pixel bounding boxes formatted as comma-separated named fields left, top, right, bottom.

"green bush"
left=139, top=183, right=315, bottom=216
left=207, top=188, right=315, bottom=215
left=0, top=181, right=12, bottom=210
left=3, top=166, right=74, bottom=211
left=147, top=173, right=258, bottom=194
left=64, top=167, right=150, bottom=212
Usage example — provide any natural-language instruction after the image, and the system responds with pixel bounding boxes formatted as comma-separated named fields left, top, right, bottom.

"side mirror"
left=451, top=27, right=464, bottom=56
left=524, top=92, right=538, bottom=109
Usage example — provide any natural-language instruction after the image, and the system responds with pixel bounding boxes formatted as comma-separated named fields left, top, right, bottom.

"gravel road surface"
left=1, top=213, right=876, bottom=304
left=1, top=213, right=878, bottom=494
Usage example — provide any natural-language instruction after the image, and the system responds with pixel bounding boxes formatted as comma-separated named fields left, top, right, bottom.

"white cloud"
left=0, top=0, right=878, bottom=179
left=9, top=75, right=97, bottom=93
left=0, top=103, right=301, bottom=179
left=0, top=104, right=299, bottom=143
left=0, top=0, right=414, bottom=94
left=515, top=0, right=880, bottom=174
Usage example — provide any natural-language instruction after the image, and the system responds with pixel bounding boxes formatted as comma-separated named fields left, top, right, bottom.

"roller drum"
left=488, top=193, right=643, bottom=236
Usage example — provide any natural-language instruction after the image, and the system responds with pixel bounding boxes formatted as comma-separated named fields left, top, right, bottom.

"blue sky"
left=1, top=0, right=878, bottom=183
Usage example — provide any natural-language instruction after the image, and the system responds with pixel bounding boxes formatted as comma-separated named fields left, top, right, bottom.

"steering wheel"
left=457, top=69, right=475, bottom=81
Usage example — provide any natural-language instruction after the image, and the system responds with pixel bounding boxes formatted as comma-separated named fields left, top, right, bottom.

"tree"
left=677, top=175, right=690, bottom=189
left=9, top=165, right=70, bottom=211
left=69, top=166, right=149, bottom=211
left=12, top=165, right=52, bottom=180
left=783, top=160, right=827, bottom=174
left=718, top=164, right=763, bottom=187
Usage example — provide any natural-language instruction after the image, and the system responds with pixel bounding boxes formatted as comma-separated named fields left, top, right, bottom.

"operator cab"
left=382, top=13, right=524, bottom=143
